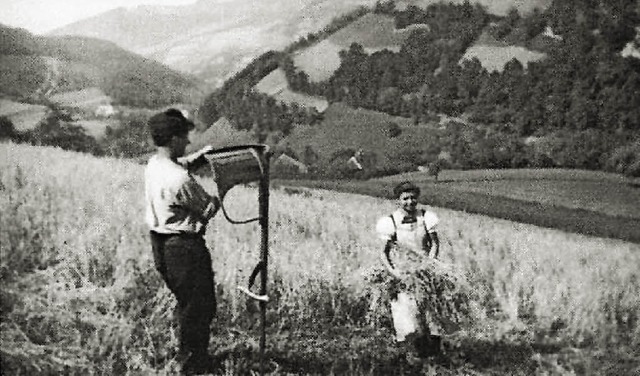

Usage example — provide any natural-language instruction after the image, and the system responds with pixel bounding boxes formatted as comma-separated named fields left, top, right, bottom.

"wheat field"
left=1, top=142, right=639, bottom=375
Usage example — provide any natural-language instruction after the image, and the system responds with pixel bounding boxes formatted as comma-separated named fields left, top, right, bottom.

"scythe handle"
left=257, top=153, right=270, bottom=376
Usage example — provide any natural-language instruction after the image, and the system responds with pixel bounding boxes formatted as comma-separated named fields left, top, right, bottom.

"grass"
left=254, top=69, right=329, bottom=112
left=293, top=40, right=345, bottom=83
left=395, top=0, right=552, bottom=17
left=74, top=119, right=120, bottom=139
left=1, top=142, right=639, bottom=375
left=0, top=99, right=48, bottom=132
left=460, top=45, right=546, bottom=72
left=281, top=167, right=640, bottom=243
left=283, top=102, right=426, bottom=166
left=328, top=13, right=420, bottom=50
left=294, top=13, right=424, bottom=82
left=187, top=117, right=255, bottom=152
left=381, top=168, right=640, bottom=219
left=49, top=88, right=112, bottom=108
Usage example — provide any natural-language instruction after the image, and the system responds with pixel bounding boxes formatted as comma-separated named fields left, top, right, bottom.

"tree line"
left=198, top=51, right=323, bottom=142
left=292, top=0, right=639, bottom=135
left=0, top=106, right=155, bottom=159
left=198, top=0, right=639, bottom=176
left=15, top=0, right=634, bottom=177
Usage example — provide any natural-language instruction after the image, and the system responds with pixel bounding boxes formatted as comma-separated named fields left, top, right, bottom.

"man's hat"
left=148, top=108, right=195, bottom=145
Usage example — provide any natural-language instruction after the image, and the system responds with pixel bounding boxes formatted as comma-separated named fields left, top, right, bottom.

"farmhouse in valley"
left=95, top=104, right=116, bottom=117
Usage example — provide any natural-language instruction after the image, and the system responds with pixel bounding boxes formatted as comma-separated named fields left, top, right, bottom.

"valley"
left=1, top=1, right=639, bottom=373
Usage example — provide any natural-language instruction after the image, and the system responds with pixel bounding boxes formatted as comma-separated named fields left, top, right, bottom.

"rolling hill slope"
left=49, top=0, right=378, bottom=87
left=3, top=142, right=639, bottom=375
left=293, top=12, right=428, bottom=81
left=0, top=99, right=48, bottom=132
left=281, top=102, right=436, bottom=172
left=0, top=24, right=201, bottom=108
left=48, top=0, right=553, bottom=87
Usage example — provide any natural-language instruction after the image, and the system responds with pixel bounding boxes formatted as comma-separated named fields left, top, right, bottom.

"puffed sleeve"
left=376, top=216, right=396, bottom=241
left=423, top=210, right=439, bottom=233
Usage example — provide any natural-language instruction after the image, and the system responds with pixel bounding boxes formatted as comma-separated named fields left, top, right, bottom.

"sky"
left=0, top=0, right=199, bottom=34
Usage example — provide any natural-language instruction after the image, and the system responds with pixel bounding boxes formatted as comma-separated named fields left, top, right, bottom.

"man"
left=375, top=181, right=441, bottom=361
left=144, top=108, right=222, bottom=375
left=346, top=148, right=364, bottom=178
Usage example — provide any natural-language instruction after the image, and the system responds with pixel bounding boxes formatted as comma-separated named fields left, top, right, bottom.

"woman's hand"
left=384, top=263, right=402, bottom=279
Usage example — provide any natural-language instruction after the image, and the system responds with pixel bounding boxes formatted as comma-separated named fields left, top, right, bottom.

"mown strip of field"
left=276, top=178, right=640, bottom=244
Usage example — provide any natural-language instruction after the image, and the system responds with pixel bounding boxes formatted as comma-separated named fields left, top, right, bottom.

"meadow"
left=49, top=88, right=112, bottom=109
left=460, top=45, right=546, bottom=72
left=1, top=142, right=639, bottom=375
left=380, top=168, right=640, bottom=220
left=254, top=69, right=329, bottom=112
left=0, top=99, right=48, bottom=132
left=293, top=13, right=422, bottom=82
left=394, top=0, right=552, bottom=16
left=285, top=167, right=640, bottom=244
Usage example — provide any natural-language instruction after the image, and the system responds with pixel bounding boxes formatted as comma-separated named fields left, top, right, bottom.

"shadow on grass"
left=209, top=328, right=571, bottom=375
left=442, top=338, right=539, bottom=375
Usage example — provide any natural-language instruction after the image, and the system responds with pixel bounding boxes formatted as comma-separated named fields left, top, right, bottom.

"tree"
left=567, top=81, right=597, bottom=130
left=197, top=93, right=221, bottom=128
left=428, top=159, right=443, bottom=182
left=458, top=57, right=486, bottom=108
left=101, top=115, right=153, bottom=158
left=521, top=7, right=546, bottom=40
left=26, top=109, right=101, bottom=155
left=606, top=141, right=640, bottom=177
left=0, top=116, right=17, bottom=140
left=385, top=122, right=402, bottom=138
left=302, top=145, right=319, bottom=167
left=377, top=87, right=403, bottom=115
left=374, top=0, right=395, bottom=14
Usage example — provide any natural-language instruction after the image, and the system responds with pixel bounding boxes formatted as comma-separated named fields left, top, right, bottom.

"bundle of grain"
left=364, top=258, right=479, bottom=334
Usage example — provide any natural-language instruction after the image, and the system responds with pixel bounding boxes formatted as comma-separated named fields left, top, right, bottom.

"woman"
left=375, top=181, right=441, bottom=360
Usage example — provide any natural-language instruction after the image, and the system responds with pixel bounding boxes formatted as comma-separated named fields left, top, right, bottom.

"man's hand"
left=195, top=145, right=215, bottom=158
left=179, top=145, right=215, bottom=170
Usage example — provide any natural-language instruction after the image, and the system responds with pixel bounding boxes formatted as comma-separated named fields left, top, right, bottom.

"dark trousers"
left=150, top=231, right=216, bottom=358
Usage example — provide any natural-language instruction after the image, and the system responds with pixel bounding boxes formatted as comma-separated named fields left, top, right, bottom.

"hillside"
left=0, top=24, right=201, bottom=108
left=2, top=142, right=639, bottom=375
left=396, top=0, right=552, bottom=15
left=199, top=0, right=640, bottom=179
left=48, top=0, right=378, bottom=87
left=280, top=167, right=640, bottom=243
left=282, top=102, right=433, bottom=172
left=0, top=99, right=48, bottom=132
left=48, top=0, right=555, bottom=87
left=254, top=68, right=329, bottom=112
left=293, top=12, right=427, bottom=81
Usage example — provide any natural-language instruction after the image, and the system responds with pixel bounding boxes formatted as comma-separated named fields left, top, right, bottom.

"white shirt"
left=347, top=155, right=363, bottom=170
left=145, top=155, right=217, bottom=234
left=376, top=208, right=439, bottom=252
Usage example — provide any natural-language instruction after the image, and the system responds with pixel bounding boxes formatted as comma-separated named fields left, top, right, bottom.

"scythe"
left=202, top=144, right=271, bottom=375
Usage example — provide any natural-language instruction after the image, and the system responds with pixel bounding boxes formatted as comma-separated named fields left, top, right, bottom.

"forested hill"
left=0, top=24, right=201, bottom=108
left=199, top=0, right=640, bottom=178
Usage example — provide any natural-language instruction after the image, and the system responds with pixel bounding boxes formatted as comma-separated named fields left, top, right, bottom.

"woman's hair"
left=393, top=181, right=420, bottom=198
